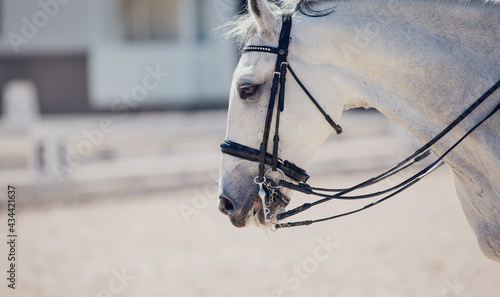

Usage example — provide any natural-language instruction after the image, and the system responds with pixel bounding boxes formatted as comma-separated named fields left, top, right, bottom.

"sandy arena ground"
left=0, top=110, right=499, bottom=297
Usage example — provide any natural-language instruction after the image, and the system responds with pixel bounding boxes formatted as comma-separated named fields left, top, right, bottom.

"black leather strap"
left=255, top=14, right=294, bottom=181
left=287, top=64, right=343, bottom=134
left=220, top=139, right=310, bottom=182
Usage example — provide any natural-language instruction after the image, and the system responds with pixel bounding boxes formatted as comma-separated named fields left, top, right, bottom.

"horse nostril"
left=218, top=195, right=234, bottom=215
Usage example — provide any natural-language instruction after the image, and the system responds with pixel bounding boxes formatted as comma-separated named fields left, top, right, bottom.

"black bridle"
left=222, top=14, right=342, bottom=183
left=221, top=14, right=500, bottom=230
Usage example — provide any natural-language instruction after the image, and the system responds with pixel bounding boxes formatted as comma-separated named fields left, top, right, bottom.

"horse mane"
left=221, top=0, right=499, bottom=48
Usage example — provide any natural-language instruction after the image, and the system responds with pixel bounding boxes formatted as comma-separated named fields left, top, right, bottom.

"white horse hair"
left=218, top=0, right=500, bottom=261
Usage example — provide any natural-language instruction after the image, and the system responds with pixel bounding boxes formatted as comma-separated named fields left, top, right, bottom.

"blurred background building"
left=1, top=3, right=498, bottom=297
left=0, top=0, right=245, bottom=114
left=0, top=0, right=246, bottom=185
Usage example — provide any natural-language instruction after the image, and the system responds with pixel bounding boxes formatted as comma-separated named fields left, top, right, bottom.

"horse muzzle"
left=218, top=182, right=290, bottom=228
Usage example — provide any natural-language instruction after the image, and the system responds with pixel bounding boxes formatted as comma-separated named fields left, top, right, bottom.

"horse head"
left=217, top=0, right=345, bottom=228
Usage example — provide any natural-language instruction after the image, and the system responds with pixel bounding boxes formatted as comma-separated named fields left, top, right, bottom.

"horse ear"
left=248, top=0, right=278, bottom=33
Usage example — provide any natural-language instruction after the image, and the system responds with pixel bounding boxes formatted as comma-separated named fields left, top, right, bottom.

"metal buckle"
left=264, top=168, right=286, bottom=189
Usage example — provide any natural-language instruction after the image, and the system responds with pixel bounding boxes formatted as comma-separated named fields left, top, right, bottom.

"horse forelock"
left=219, top=1, right=298, bottom=48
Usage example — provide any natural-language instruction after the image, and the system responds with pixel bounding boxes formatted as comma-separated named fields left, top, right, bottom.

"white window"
left=122, top=0, right=179, bottom=41
left=0, top=0, right=3, bottom=35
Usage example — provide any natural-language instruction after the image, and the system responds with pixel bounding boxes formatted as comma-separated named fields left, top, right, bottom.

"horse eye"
left=239, top=84, right=260, bottom=100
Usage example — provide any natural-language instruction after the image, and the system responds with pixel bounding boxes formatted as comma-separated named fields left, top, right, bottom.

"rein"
left=220, top=14, right=500, bottom=230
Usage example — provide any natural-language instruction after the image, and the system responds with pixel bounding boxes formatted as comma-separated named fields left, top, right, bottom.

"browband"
left=242, top=46, right=280, bottom=54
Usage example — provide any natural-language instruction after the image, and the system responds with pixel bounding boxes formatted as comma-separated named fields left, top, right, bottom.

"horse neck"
left=291, top=0, right=500, bottom=157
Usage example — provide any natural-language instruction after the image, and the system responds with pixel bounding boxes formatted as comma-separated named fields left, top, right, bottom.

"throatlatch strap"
left=287, top=64, right=343, bottom=134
